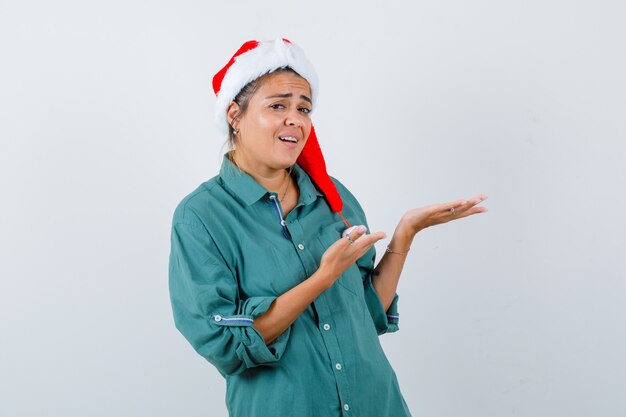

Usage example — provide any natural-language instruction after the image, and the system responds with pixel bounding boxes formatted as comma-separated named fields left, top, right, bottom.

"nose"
left=285, top=108, right=305, bottom=127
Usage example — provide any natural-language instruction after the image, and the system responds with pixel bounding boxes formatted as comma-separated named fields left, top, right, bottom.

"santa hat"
left=212, top=38, right=348, bottom=223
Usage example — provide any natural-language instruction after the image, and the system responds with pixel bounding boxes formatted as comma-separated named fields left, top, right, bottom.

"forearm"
left=253, top=268, right=333, bottom=345
left=372, top=223, right=416, bottom=311
left=254, top=226, right=385, bottom=345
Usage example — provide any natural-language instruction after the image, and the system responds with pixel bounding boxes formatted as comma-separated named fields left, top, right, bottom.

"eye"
left=299, top=107, right=312, bottom=114
left=269, top=103, right=285, bottom=110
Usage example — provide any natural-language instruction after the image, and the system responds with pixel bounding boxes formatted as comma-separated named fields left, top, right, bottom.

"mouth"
left=278, top=136, right=298, bottom=144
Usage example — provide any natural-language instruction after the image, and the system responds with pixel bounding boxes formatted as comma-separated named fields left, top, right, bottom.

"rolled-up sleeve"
left=357, top=250, right=400, bottom=335
left=169, top=219, right=290, bottom=376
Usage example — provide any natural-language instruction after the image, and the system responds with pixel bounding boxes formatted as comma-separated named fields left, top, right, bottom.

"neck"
left=230, top=151, right=291, bottom=194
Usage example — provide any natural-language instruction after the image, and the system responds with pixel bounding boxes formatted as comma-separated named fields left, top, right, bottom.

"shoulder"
left=329, top=176, right=361, bottom=205
left=172, top=175, right=224, bottom=226
left=328, top=175, right=368, bottom=221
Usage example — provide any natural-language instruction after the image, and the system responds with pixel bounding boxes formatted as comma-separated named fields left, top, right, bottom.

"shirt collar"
left=293, top=163, right=324, bottom=206
left=219, top=154, right=323, bottom=207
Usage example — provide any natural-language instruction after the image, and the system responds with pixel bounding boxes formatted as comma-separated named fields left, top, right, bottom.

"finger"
left=354, top=231, right=387, bottom=249
left=460, top=205, right=488, bottom=216
left=467, top=194, right=488, bottom=206
left=451, top=200, right=489, bottom=220
left=444, top=199, right=466, bottom=211
left=458, top=195, right=488, bottom=214
left=343, top=225, right=368, bottom=245
left=449, top=195, right=488, bottom=216
left=441, top=199, right=466, bottom=218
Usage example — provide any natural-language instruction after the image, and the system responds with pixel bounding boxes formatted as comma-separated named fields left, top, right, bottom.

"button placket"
left=314, top=293, right=353, bottom=417
left=268, top=194, right=291, bottom=240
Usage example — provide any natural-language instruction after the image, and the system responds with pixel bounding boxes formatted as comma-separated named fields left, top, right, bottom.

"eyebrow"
left=265, top=93, right=312, bottom=104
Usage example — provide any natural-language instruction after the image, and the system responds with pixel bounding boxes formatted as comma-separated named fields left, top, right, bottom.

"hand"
left=318, top=225, right=386, bottom=287
left=399, top=194, right=488, bottom=236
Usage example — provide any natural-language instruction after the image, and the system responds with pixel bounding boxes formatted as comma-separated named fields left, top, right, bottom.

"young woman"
left=169, top=38, right=487, bottom=417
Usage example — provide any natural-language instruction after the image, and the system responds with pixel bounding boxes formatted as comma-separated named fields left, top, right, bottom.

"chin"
left=276, top=153, right=302, bottom=168
left=275, top=159, right=298, bottom=170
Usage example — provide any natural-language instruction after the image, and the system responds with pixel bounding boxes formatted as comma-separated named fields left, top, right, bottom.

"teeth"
left=279, top=136, right=297, bottom=143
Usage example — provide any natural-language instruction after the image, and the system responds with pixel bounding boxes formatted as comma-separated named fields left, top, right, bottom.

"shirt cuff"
left=363, top=277, right=400, bottom=335
left=211, top=296, right=291, bottom=369
left=383, top=294, right=400, bottom=333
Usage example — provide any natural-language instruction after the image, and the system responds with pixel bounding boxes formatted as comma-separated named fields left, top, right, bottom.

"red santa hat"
left=212, top=38, right=348, bottom=221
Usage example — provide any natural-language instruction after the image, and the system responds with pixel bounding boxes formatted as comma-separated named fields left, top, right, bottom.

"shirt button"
left=335, top=363, right=342, bottom=371
left=214, top=315, right=222, bottom=322
left=343, top=404, right=350, bottom=411
left=297, top=243, right=305, bottom=250
left=280, top=220, right=286, bottom=226
left=323, top=323, right=331, bottom=331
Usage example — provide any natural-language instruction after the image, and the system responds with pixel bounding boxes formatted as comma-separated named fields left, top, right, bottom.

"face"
left=228, top=71, right=313, bottom=176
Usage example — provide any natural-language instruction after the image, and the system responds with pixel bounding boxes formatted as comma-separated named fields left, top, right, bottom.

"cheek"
left=239, top=115, right=276, bottom=146
left=303, top=122, right=313, bottom=139
left=252, top=112, right=275, bottom=130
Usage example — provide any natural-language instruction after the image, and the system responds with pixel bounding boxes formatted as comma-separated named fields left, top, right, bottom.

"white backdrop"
left=1, top=1, right=625, bottom=416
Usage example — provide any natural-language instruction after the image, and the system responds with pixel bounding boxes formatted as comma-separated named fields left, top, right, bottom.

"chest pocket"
left=316, top=229, right=364, bottom=297
left=235, top=235, right=304, bottom=298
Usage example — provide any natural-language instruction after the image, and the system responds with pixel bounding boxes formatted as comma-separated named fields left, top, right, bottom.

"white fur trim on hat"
left=214, top=39, right=319, bottom=136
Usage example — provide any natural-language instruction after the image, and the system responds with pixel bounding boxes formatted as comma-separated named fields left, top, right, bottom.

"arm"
left=254, top=225, right=386, bottom=344
left=171, top=215, right=384, bottom=371
left=170, top=219, right=298, bottom=375
left=373, top=195, right=489, bottom=311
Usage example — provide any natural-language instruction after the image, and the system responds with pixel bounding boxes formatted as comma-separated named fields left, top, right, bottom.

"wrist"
left=388, top=220, right=415, bottom=252
left=311, top=266, right=336, bottom=291
left=395, top=217, right=418, bottom=240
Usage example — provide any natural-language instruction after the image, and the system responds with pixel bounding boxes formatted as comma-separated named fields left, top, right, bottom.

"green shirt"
left=169, top=155, right=411, bottom=417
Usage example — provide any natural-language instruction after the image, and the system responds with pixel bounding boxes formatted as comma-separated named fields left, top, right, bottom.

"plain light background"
left=1, top=0, right=625, bottom=416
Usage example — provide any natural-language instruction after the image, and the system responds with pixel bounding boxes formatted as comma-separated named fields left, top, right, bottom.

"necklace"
left=279, top=167, right=293, bottom=202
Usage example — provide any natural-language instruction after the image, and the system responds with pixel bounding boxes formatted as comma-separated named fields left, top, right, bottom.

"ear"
left=226, top=102, right=241, bottom=130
